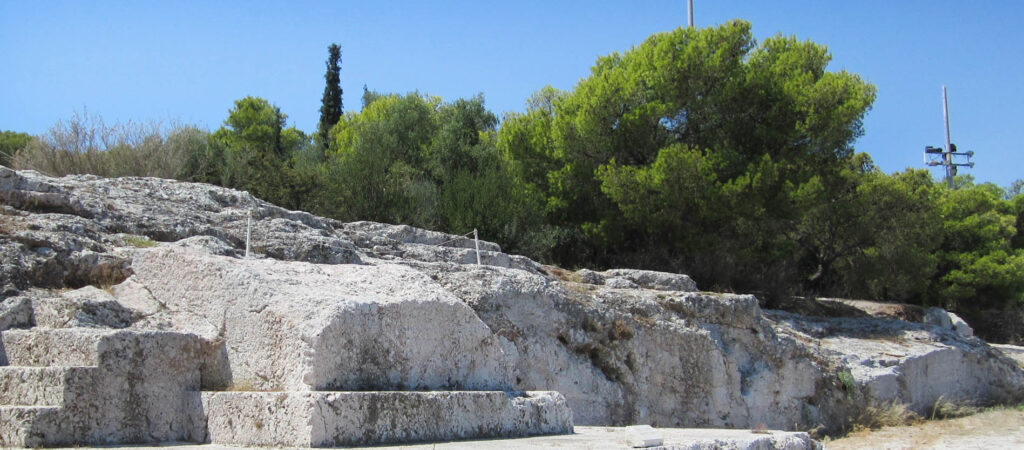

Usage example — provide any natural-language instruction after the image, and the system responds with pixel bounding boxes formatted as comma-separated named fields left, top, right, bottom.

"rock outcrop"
left=2, top=166, right=1022, bottom=447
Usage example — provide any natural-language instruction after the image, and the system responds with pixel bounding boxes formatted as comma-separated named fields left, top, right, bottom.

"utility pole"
left=687, top=0, right=694, bottom=28
left=924, top=86, right=974, bottom=189
left=942, top=86, right=954, bottom=188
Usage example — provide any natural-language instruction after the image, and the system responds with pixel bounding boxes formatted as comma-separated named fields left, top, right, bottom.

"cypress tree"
left=318, top=43, right=343, bottom=153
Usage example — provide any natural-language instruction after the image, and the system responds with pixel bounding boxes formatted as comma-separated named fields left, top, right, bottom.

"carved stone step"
left=0, top=366, right=95, bottom=407
left=1, top=328, right=106, bottom=367
left=202, top=390, right=574, bottom=447
left=0, top=406, right=63, bottom=448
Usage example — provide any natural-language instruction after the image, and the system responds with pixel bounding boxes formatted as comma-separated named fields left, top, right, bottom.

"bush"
left=11, top=110, right=207, bottom=179
left=0, top=130, right=33, bottom=167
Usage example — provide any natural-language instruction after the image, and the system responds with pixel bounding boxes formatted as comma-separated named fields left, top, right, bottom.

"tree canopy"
left=499, top=20, right=878, bottom=298
left=9, top=24, right=1024, bottom=311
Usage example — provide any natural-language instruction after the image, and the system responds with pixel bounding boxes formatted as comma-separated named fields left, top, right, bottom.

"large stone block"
left=0, top=366, right=95, bottom=406
left=0, top=328, right=205, bottom=446
left=201, top=390, right=573, bottom=447
left=0, top=405, right=62, bottom=448
left=2, top=328, right=104, bottom=366
left=130, top=246, right=515, bottom=391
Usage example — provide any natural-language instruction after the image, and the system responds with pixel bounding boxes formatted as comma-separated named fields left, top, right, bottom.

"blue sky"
left=2, top=1, right=1022, bottom=187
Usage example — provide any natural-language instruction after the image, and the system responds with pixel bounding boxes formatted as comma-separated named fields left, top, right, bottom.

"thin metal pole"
left=942, top=86, right=954, bottom=189
left=473, top=228, right=481, bottom=265
left=687, top=0, right=694, bottom=28
left=245, top=210, right=252, bottom=258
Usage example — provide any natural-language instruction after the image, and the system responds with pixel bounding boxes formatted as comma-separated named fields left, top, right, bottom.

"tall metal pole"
left=687, top=0, right=694, bottom=28
left=942, top=86, right=954, bottom=189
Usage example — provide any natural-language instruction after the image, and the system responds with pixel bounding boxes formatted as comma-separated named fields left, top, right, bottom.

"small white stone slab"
left=625, top=424, right=664, bottom=448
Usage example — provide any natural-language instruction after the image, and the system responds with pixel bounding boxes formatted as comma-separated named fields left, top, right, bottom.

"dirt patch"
left=825, top=407, right=1024, bottom=449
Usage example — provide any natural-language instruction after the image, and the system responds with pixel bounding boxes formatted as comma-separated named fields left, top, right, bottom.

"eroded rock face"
left=2, top=166, right=1023, bottom=440
left=129, top=245, right=514, bottom=391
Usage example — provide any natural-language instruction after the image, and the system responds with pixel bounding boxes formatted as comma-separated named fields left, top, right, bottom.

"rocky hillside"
left=1, top=166, right=1022, bottom=442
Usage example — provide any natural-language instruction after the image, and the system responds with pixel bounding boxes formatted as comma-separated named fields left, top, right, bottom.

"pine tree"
left=318, top=43, right=343, bottom=153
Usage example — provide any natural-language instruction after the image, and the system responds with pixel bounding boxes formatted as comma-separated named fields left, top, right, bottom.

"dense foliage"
left=6, top=21, right=1023, bottom=310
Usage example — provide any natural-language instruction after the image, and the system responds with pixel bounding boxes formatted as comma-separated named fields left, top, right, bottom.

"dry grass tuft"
left=853, top=401, right=921, bottom=431
left=929, top=395, right=979, bottom=420
left=124, top=235, right=157, bottom=248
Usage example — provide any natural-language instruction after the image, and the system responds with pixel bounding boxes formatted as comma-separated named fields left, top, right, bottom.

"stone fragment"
left=625, top=424, right=664, bottom=447
left=0, top=295, right=32, bottom=331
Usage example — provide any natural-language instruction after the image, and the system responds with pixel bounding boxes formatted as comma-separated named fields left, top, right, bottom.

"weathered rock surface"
left=0, top=328, right=205, bottom=447
left=131, top=245, right=514, bottom=392
left=2, top=166, right=1023, bottom=447
left=202, top=391, right=572, bottom=447
left=767, top=311, right=1022, bottom=416
left=923, top=306, right=975, bottom=338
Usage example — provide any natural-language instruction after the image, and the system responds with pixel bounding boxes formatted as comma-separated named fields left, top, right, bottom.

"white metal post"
left=245, top=210, right=252, bottom=259
left=687, top=0, right=694, bottom=28
left=473, top=228, right=481, bottom=265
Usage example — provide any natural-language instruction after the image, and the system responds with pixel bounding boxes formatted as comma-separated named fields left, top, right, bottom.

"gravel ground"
left=825, top=407, right=1024, bottom=450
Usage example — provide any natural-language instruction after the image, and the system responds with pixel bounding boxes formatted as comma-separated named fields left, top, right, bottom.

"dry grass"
left=544, top=264, right=585, bottom=283
left=123, top=235, right=157, bottom=248
left=852, top=401, right=921, bottom=431
left=827, top=406, right=1024, bottom=450
left=929, top=395, right=979, bottom=420
left=611, top=318, right=635, bottom=340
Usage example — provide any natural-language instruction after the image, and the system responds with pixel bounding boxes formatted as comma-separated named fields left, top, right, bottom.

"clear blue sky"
left=2, top=1, right=1022, bottom=187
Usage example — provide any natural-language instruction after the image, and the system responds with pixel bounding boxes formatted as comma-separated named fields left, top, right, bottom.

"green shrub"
left=11, top=110, right=207, bottom=179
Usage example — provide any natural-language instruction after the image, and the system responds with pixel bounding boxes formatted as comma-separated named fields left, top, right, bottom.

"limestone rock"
left=0, top=328, right=205, bottom=447
left=2, top=167, right=1023, bottom=446
left=129, top=245, right=515, bottom=392
left=32, top=286, right=137, bottom=329
left=202, top=390, right=573, bottom=447
left=993, top=344, right=1024, bottom=368
left=573, top=268, right=698, bottom=292
left=0, top=295, right=32, bottom=331
left=949, top=312, right=975, bottom=338
left=923, top=307, right=954, bottom=329
left=767, top=311, right=1023, bottom=415
left=923, top=307, right=975, bottom=338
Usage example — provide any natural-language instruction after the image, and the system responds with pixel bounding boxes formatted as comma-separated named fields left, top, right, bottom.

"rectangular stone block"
left=202, top=390, right=574, bottom=447
left=1, top=328, right=104, bottom=367
left=0, top=366, right=95, bottom=406
left=0, top=406, right=63, bottom=448
left=0, top=329, right=205, bottom=447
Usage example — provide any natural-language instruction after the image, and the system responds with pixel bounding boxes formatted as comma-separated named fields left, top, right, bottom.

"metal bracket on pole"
left=923, top=86, right=975, bottom=189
